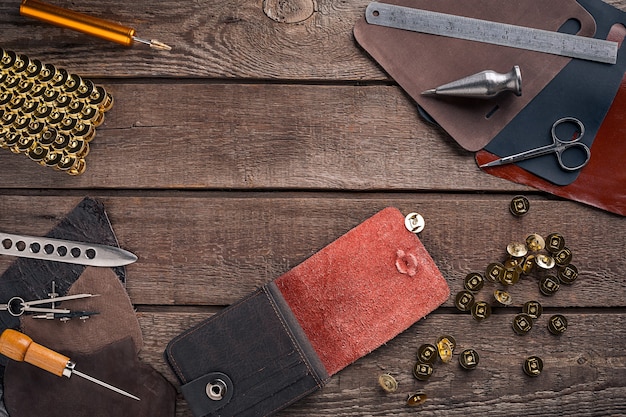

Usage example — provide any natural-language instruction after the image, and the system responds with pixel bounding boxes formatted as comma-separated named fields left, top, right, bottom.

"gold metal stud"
left=377, top=374, right=398, bottom=393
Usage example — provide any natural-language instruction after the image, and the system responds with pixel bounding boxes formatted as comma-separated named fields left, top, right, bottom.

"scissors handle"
left=551, top=117, right=591, bottom=171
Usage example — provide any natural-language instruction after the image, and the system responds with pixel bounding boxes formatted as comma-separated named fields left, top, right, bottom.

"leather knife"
left=0, top=232, right=137, bottom=267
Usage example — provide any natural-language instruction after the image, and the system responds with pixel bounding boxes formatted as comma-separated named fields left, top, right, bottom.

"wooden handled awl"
left=0, top=329, right=140, bottom=401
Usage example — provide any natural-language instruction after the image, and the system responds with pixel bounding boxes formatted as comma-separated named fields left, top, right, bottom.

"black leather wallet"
left=165, top=207, right=450, bottom=417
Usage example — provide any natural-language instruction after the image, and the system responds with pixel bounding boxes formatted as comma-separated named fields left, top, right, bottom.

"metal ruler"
left=365, top=2, right=618, bottom=64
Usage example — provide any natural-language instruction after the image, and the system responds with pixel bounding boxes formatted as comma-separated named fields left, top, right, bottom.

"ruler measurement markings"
left=365, top=2, right=618, bottom=64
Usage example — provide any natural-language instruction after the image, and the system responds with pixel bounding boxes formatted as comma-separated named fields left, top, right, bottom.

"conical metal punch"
left=422, top=66, right=522, bottom=98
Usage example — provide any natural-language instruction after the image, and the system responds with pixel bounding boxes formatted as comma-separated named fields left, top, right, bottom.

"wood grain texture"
left=137, top=311, right=626, bottom=417
left=1, top=0, right=625, bottom=415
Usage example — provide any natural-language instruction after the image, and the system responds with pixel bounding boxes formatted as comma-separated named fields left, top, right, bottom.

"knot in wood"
left=263, top=0, right=315, bottom=23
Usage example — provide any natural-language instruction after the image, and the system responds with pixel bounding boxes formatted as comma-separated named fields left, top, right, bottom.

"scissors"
left=480, top=117, right=591, bottom=172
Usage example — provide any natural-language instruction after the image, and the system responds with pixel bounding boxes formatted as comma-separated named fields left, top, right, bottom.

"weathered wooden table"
left=1, top=0, right=625, bottom=415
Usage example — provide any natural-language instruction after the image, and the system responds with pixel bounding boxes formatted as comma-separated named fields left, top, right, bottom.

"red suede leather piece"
left=275, top=207, right=449, bottom=376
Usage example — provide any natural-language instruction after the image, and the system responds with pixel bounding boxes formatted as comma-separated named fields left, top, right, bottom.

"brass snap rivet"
left=436, top=335, right=456, bottom=363
left=485, top=262, right=506, bottom=283
left=535, top=254, right=556, bottom=270
left=471, top=301, right=492, bottom=321
left=522, top=301, right=543, bottom=319
left=458, top=349, right=479, bottom=370
left=558, top=264, right=578, bottom=285
left=554, top=247, right=573, bottom=267
left=521, top=255, right=536, bottom=275
left=378, top=374, right=398, bottom=393
left=525, top=233, right=545, bottom=252
left=548, top=314, right=568, bottom=335
left=494, top=289, right=512, bottom=305
left=500, top=268, right=520, bottom=286
left=413, top=362, right=434, bottom=381
left=510, top=195, right=530, bottom=216
left=512, top=313, right=533, bottom=335
left=464, top=272, right=485, bottom=292
left=507, top=242, right=528, bottom=258
left=404, top=212, right=425, bottom=234
left=523, top=356, right=544, bottom=377
left=417, top=343, right=438, bottom=364
left=406, top=392, right=427, bottom=406
left=545, top=233, right=565, bottom=253
left=455, top=290, right=475, bottom=312
left=539, top=275, right=560, bottom=296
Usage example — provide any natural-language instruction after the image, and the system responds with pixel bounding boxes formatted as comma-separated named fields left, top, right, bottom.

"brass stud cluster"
left=378, top=334, right=478, bottom=407
left=453, top=208, right=579, bottom=377
left=1, top=48, right=113, bottom=175
left=454, top=231, right=579, bottom=320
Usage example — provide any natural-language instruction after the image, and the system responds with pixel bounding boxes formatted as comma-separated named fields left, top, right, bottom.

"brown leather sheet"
left=353, top=0, right=596, bottom=151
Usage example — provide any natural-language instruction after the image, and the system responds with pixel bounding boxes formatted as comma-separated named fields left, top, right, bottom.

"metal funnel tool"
left=422, top=66, right=522, bottom=98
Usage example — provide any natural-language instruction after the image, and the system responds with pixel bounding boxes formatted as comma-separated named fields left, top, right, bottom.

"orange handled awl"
left=20, top=0, right=171, bottom=51
left=0, top=329, right=140, bottom=401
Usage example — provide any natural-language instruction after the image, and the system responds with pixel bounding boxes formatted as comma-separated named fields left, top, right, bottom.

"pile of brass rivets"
left=1, top=48, right=113, bottom=175
left=452, top=199, right=580, bottom=378
left=378, top=334, right=478, bottom=407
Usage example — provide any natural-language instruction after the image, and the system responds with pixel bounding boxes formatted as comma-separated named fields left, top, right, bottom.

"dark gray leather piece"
left=484, top=0, right=626, bottom=185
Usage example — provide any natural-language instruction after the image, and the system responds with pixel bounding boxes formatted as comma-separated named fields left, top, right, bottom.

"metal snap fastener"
left=206, top=379, right=227, bottom=401
left=525, top=233, right=545, bottom=252
left=436, top=335, right=455, bottom=363
left=417, top=343, right=438, bottom=364
left=464, top=272, right=485, bottom=292
left=535, top=254, right=556, bottom=270
left=522, top=301, right=543, bottom=319
left=539, top=275, right=560, bottom=296
left=406, top=392, right=427, bottom=406
left=471, top=301, right=492, bottom=321
left=512, top=313, right=533, bottom=335
left=413, top=362, right=434, bottom=381
left=523, top=356, right=543, bottom=377
left=510, top=195, right=530, bottom=216
left=500, top=268, right=520, bottom=286
left=494, top=289, right=512, bottom=305
left=554, top=247, right=572, bottom=267
left=521, top=255, right=536, bottom=275
left=459, top=349, right=479, bottom=370
left=548, top=314, right=568, bottom=335
left=558, top=264, right=578, bottom=285
left=545, top=233, right=565, bottom=253
left=378, top=374, right=398, bottom=393
left=455, top=290, right=475, bottom=312
left=404, top=212, right=425, bottom=234
left=485, top=262, right=505, bottom=283
left=507, top=242, right=528, bottom=258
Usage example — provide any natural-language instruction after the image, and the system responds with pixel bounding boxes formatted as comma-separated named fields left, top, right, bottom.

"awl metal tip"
left=421, top=89, right=437, bottom=96
left=132, top=36, right=172, bottom=51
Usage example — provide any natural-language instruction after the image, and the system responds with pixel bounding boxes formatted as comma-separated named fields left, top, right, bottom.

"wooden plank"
left=137, top=310, right=626, bottom=417
left=0, top=83, right=525, bottom=191
left=0, top=0, right=382, bottom=80
left=4, top=0, right=625, bottom=80
left=0, top=194, right=623, bottom=307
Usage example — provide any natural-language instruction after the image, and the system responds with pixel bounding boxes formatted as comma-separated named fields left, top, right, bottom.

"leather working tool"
left=20, top=0, right=171, bottom=50
left=480, top=117, right=591, bottom=171
left=422, top=66, right=522, bottom=98
left=0, top=232, right=137, bottom=267
left=0, top=292, right=97, bottom=317
left=354, top=0, right=597, bottom=151
left=0, top=329, right=140, bottom=401
left=365, top=2, right=618, bottom=64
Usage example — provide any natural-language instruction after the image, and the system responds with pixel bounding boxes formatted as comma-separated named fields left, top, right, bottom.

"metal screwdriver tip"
left=421, top=89, right=437, bottom=95
left=132, top=36, right=172, bottom=51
